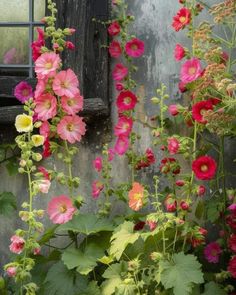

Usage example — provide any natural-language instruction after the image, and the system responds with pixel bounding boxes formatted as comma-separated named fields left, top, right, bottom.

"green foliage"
left=0, top=192, right=17, bottom=216
left=202, top=282, right=226, bottom=295
left=159, top=252, right=204, bottom=295
left=110, top=221, right=140, bottom=260
left=58, top=214, right=114, bottom=235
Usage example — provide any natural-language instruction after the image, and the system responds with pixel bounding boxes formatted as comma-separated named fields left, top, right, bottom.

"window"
left=0, top=0, right=110, bottom=125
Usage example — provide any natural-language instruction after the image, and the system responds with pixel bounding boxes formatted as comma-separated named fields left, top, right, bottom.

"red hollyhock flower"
left=108, top=21, right=120, bottom=36
left=168, top=104, right=179, bottom=116
left=125, top=38, right=145, bottom=58
left=109, top=40, right=122, bottom=58
left=197, top=185, right=206, bottom=196
left=172, top=8, right=191, bottom=32
left=191, top=227, right=207, bottom=248
left=174, top=44, right=185, bottom=61
left=176, top=180, right=185, bottom=186
left=112, top=63, right=128, bottom=81
left=136, top=148, right=156, bottom=170
left=31, top=28, right=45, bottom=61
left=192, top=155, right=217, bottom=180
left=180, top=201, right=189, bottom=211
left=133, top=221, right=146, bottom=231
left=229, top=234, right=236, bottom=252
left=192, top=100, right=213, bottom=124
left=226, top=212, right=236, bottom=230
left=116, top=90, right=137, bottom=111
left=165, top=195, right=177, bottom=212
left=228, top=256, right=236, bottom=278
left=160, top=157, right=180, bottom=175
left=42, top=138, right=51, bottom=158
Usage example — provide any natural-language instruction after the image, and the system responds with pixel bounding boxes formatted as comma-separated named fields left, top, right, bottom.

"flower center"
left=44, top=100, right=51, bottom=109
left=188, top=67, right=196, bottom=75
left=67, top=98, right=75, bottom=106
left=123, top=123, right=129, bottom=131
left=21, top=117, right=32, bottom=128
left=45, top=62, right=52, bottom=69
left=133, top=193, right=141, bottom=200
left=22, top=89, right=29, bottom=97
left=211, top=250, right=217, bottom=257
left=201, top=164, right=208, bottom=172
left=61, top=81, right=70, bottom=89
left=67, top=123, right=74, bottom=132
left=179, top=16, right=186, bottom=23
left=124, top=97, right=131, bottom=105
left=131, top=44, right=138, bottom=50
left=59, top=204, right=67, bottom=213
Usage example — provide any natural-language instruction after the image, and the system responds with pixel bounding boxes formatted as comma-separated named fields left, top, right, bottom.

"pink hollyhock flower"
left=172, top=7, right=191, bottom=32
left=38, top=166, right=50, bottom=180
left=61, top=93, right=83, bottom=115
left=192, top=155, right=217, bottom=180
left=3, top=48, right=17, bottom=64
left=108, top=21, right=120, bottom=36
left=93, top=157, right=103, bottom=172
left=57, top=115, right=86, bottom=144
left=34, top=78, right=47, bottom=99
left=6, top=266, right=17, bottom=277
left=14, top=81, right=33, bottom=103
left=92, top=181, right=104, bottom=199
left=114, top=136, right=129, bottom=155
left=42, top=138, right=52, bottom=158
left=116, top=90, right=137, bottom=111
left=174, top=44, right=185, bottom=61
left=176, top=180, right=185, bottom=186
left=178, top=81, right=187, bottom=93
left=53, top=43, right=60, bottom=51
left=114, top=116, right=133, bottom=137
left=38, top=179, right=51, bottom=194
left=192, top=100, right=213, bottom=124
left=9, top=235, right=25, bottom=254
left=204, top=242, right=222, bottom=263
left=228, top=204, right=236, bottom=213
left=115, top=82, right=124, bottom=91
left=229, top=234, right=236, bottom=252
left=108, top=148, right=115, bottom=161
left=53, top=69, right=79, bottom=98
left=197, top=185, right=206, bottom=196
left=180, top=201, right=189, bottom=210
left=128, top=182, right=145, bottom=211
left=168, top=104, right=179, bottom=116
left=180, top=58, right=202, bottom=84
left=112, top=63, right=128, bottom=81
left=34, top=93, right=57, bottom=121
left=40, top=121, right=50, bottom=138
left=167, top=137, right=180, bottom=155
left=47, top=195, right=76, bottom=224
left=33, top=247, right=41, bottom=255
left=31, top=28, right=45, bottom=61
left=65, top=41, right=75, bottom=50
left=109, top=40, right=122, bottom=58
left=35, top=52, right=61, bottom=79
left=125, top=38, right=145, bottom=58
left=228, top=256, right=236, bottom=278
left=147, top=220, right=157, bottom=231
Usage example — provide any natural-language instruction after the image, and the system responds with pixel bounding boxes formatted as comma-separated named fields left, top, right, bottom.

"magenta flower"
left=39, top=121, right=50, bottom=138
left=31, top=27, right=45, bottom=61
left=114, top=116, right=133, bottom=137
left=61, top=92, right=83, bottom=115
left=35, top=52, right=61, bottom=79
left=6, top=267, right=17, bottom=277
left=109, top=40, right=122, bottom=58
left=53, top=69, right=79, bottom=98
left=204, top=242, right=222, bottom=263
left=108, top=21, right=121, bottom=36
left=9, top=235, right=25, bottom=254
left=112, top=64, right=128, bottom=81
left=57, top=115, right=86, bottom=144
left=114, top=136, right=129, bottom=155
left=93, top=157, right=103, bottom=172
left=92, top=181, right=104, bottom=199
left=116, top=90, right=137, bottom=111
left=47, top=195, right=76, bottom=224
left=34, top=93, right=57, bottom=121
left=180, top=58, right=202, bottom=84
left=167, top=137, right=180, bottom=155
left=14, top=81, right=33, bottom=103
left=174, top=44, right=185, bottom=61
left=125, top=38, right=145, bottom=58
left=168, top=104, right=179, bottom=116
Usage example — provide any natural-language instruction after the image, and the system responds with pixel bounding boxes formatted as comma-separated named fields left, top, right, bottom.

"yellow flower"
left=15, top=114, right=33, bottom=133
left=32, top=135, right=45, bottom=147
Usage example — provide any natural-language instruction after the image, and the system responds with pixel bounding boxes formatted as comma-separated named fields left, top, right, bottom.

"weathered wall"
left=1, top=0, right=234, bottom=268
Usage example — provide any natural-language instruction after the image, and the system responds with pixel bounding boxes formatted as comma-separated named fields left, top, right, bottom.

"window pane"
left=0, top=28, right=29, bottom=65
left=0, top=0, right=29, bottom=22
left=34, top=0, right=46, bottom=21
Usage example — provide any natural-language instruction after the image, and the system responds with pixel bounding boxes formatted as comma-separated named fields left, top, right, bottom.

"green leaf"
left=62, top=242, right=105, bottom=275
left=110, top=221, right=140, bottom=260
left=202, top=282, right=226, bottom=295
left=79, top=281, right=101, bottom=295
left=38, top=226, right=58, bottom=245
left=115, top=283, right=137, bottom=295
left=195, top=200, right=204, bottom=220
left=0, top=192, right=17, bottom=216
left=160, top=252, right=204, bottom=295
left=44, top=261, right=88, bottom=295
left=6, top=159, right=18, bottom=176
left=58, top=214, right=114, bottom=235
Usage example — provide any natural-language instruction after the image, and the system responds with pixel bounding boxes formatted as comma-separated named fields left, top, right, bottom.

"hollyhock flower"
left=31, top=27, right=45, bottom=61
left=53, top=69, right=79, bottom=98
left=112, top=63, right=128, bottom=81
left=229, top=234, right=236, bottom=252
left=125, top=38, right=145, bottom=58
left=114, top=116, right=133, bottom=137
left=160, top=157, right=180, bottom=175
left=128, top=182, right=144, bottom=211
left=109, top=40, right=122, bottom=58
left=15, top=114, right=33, bottom=133
left=65, top=41, right=75, bottom=50
left=192, top=155, right=217, bottom=180
left=14, top=81, right=33, bottom=103
left=180, top=201, right=189, bottom=211
left=61, top=93, right=83, bottom=115
left=35, top=52, right=61, bottom=79
left=57, top=115, right=86, bottom=144
left=9, top=235, right=25, bottom=254
left=47, top=195, right=76, bottom=224
left=34, top=78, right=47, bottom=99
left=31, top=136, right=44, bottom=148
left=226, top=213, right=236, bottom=230
left=38, top=166, right=50, bottom=180
left=204, top=242, right=222, bottom=263
left=116, top=90, right=137, bottom=111
left=165, top=196, right=177, bottom=212
left=3, top=48, right=17, bottom=64
left=178, top=81, right=187, bottom=93
left=38, top=179, right=51, bottom=194
left=134, top=221, right=146, bottom=231
left=180, top=58, right=202, bottom=84
left=6, top=266, right=17, bottom=277
left=92, top=181, right=104, bottom=199
left=33, top=247, right=41, bottom=255
left=172, top=7, right=191, bottom=31
left=168, top=104, right=179, bottom=116
left=197, top=185, right=206, bottom=196
left=191, top=227, right=207, bottom=248
left=108, top=21, right=120, bottom=36
left=114, top=136, right=129, bottom=155
left=192, top=100, right=213, bottom=124
left=228, top=204, right=236, bottom=213
left=115, top=82, right=124, bottom=91
left=93, top=157, right=103, bottom=172
left=176, top=180, right=185, bottom=186
left=42, top=138, right=51, bottom=158
left=167, top=137, right=180, bottom=155
left=34, top=93, right=57, bottom=121
left=40, top=121, right=50, bottom=138
left=174, top=44, right=185, bottom=61
left=228, top=256, right=236, bottom=278
left=136, top=148, right=156, bottom=170
left=108, top=148, right=115, bottom=161
left=147, top=220, right=157, bottom=231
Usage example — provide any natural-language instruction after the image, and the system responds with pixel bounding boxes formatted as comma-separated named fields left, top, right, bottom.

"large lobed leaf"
left=160, top=252, right=204, bottom=295
left=202, top=282, right=226, bottom=295
left=0, top=192, right=17, bottom=216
